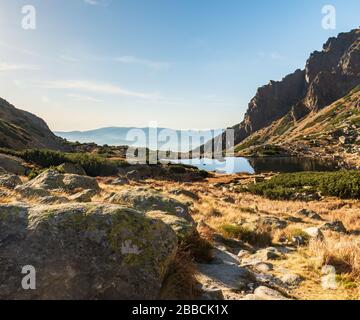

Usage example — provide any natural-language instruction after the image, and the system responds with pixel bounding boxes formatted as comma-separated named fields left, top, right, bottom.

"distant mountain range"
left=55, top=127, right=224, bottom=152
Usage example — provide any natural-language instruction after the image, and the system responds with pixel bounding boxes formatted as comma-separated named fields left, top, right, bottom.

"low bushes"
left=246, top=171, right=360, bottom=200
left=220, top=223, right=272, bottom=247
left=1, top=148, right=126, bottom=177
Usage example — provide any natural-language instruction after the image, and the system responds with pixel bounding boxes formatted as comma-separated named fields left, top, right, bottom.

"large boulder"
left=20, top=169, right=100, bottom=193
left=57, top=163, right=86, bottom=176
left=0, top=203, right=178, bottom=299
left=0, top=154, right=27, bottom=175
left=15, top=185, right=51, bottom=199
left=147, top=210, right=196, bottom=241
left=24, top=170, right=64, bottom=190
left=105, top=188, right=193, bottom=223
left=62, top=174, right=100, bottom=192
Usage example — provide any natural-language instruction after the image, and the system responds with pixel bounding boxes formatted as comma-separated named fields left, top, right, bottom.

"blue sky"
left=0, top=0, right=359, bottom=131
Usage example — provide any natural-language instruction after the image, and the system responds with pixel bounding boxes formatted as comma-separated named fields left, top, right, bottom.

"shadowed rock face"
left=202, top=28, right=360, bottom=153
left=0, top=98, right=67, bottom=150
left=0, top=203, right=178, bottom=300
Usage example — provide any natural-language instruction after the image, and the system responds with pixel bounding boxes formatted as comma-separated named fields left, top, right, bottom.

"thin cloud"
left=257, top=51, right=286, bottom=61
left=83, top=0, right=110, bottom=6
left=40, top=80, right=159, bottom=99
left=67, top=93, right=103, bottom=103
left=59, top=54, right=79, bottom=62
left=114, top=56, right=171, bottom=70
left=0, top=63, right=39, bottom=71
left=84, top=0, right=99, bottom=5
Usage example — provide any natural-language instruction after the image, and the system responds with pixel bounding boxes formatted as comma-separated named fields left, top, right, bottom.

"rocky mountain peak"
left=201, top=28, right=360, bottom=153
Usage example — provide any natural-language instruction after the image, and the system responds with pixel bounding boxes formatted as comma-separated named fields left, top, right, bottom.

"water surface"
left=168, top=157, right=337, bottom=174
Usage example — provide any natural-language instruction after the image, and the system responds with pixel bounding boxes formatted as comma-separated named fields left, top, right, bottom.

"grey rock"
left=169, top=189, right=200, bottom=201
left=23, top=169, right=100, bottom=193
left=254, top=262, right=273, bottom=273
left=111, top=177, right=129, bottom=186
left=252, top=286, right=291, bottom=300
left=69, top=189, right=97, bottom=203
left=105, top=188, right=193, bottom=223
left=196, top=263, right=253, bottom=291
left=197, top=286, right=224, bottom=300
left=15, top=185, right=51, bottom=198
left=0, top=203, right=178, bottom=299
left=146, top=210, right=196, bottom=242
left=38, top=195, right=70, bottom=205
left=0, top=174, right=22, bottom=189
left=0, top=154, right=27, bottom=175
left=297, top=209, right=322, bottom=220
left=210, top=246, right=240, bottom=266
left=303, top=227, right=324, bottom=240
left=321, top=220, right=347, bottom=233
left=280, top=274, right=303, bottom=287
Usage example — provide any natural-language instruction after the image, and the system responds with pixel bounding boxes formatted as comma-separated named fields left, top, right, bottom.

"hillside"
left=0, top=98, right=67, bottom=151
left=202, top=28, right=360, bottom=158
left=236, top=86, right=360, bottom=168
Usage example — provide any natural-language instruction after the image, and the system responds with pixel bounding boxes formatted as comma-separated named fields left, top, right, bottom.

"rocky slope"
left=202, top=28, right=360, bottom=154
left=1, top=158, right=359, bottom=300
left=0, top=98, right=67, bottom=150
left=236, top=86, right=360, bottom=168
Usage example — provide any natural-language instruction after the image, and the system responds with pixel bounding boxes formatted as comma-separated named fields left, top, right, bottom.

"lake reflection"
left=168, top=157, right=337, bottom=174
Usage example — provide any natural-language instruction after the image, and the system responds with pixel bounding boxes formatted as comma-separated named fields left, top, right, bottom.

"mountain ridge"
left=202, top=28, right=360, bottom=155
left=0, top=97, right=67, bottom=151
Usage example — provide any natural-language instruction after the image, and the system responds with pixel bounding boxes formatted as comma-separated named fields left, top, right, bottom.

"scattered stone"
left=169, top=189, right=200, bottom=201
left=339, top=136, right=347, bottom=144
left=292, top=236, right=306, bottom=246
left=111, top=177, right=129, bottom=186
left=253, top=247, right=281, bottom=261
left=321, top=220, right=347, bottom=233
left=258, top=216, right=288, bottom=229
left=297, top=209, right=322, bottom=220
left=0, top=174, right=22, bottom=189
left=238, top=249, right=250, bottom=259
left=196, top=264, right=252, bottom=291
left=197, top=286, right=224, bottom=300
left=303, top=227, right=324, bottom=240
left=222, top=196, right=235, bottom=204
left=254, top=262, right=273, bottom=273
left=38, top=195, right=70, bottom=205
left=210, top=246, right=240, bottom=266
left=285, top=216, right=303, bottom=223
left=252, top=286, right=291, bottom=300
left=280, top=274, right=303, bottom=287
left=69, top=189, right=97, bottom=203
left=15, top=185, right=51, bottom=199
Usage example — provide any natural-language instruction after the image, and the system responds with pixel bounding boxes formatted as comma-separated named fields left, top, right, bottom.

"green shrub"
left=10, top=149, right=124, bottom=177
left=169, top=164, right=187, bottom=174
left=220, top=223, right=272, bottom=247
left=246, top=171, right=360, bottom=200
